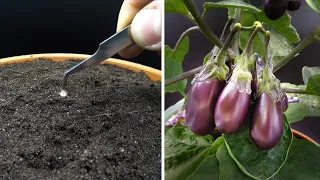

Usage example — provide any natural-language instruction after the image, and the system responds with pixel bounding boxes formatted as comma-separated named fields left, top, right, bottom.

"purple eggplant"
left=281, top=94, right=288, bottom=112
left=185, top=79, right=224, bottom=136
left=250, top=92, right=283, bottom=150
left=287, top=0, right=301, bottom=11
left=214, top=81, right=251, bottom=134
left=264, top=0, right=289, bottom=20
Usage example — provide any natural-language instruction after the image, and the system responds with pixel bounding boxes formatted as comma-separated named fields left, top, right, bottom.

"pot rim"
left=292, top=129, right=316, bottom=144
left=0, top=53, right=161, bottom=81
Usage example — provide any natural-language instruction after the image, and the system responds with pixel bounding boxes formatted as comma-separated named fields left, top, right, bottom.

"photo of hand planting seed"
left=164, top=0, right=320, bottom=179
left=0, top=1, right=161, bottom=179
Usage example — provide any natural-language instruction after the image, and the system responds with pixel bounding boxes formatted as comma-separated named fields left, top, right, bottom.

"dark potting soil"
left=0, top=59, right=161, bottom=180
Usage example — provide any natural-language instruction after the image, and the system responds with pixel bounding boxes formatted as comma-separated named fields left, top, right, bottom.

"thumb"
left=130, top=1, right=162, bottom=51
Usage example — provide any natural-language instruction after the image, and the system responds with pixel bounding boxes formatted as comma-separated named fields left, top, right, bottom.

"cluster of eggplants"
left=185, top=61, right=289, bottom=150
left=264, top=0, right=301, bottom=20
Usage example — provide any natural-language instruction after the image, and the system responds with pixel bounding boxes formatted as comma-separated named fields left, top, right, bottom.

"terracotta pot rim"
left=0, top=53, right=161, bottom=81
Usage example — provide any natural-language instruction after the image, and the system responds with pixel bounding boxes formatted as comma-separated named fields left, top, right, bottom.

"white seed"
left=59, top=90, right=68, bottom=97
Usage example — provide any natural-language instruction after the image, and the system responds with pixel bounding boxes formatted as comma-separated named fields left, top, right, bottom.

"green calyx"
left=228, top=55, right=253, bottom=94
left=194, top=23, right=241, bottom=82
left=193, top=59, right=229, bottom=83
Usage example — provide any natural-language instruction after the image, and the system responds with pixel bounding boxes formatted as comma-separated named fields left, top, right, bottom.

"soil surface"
left=0, top=59, right=161, bottom=180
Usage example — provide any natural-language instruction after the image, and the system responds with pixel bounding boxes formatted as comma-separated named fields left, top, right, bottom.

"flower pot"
left=0, top=53, right=161, bottom=81
left=0, top=53, right=161, bottom=179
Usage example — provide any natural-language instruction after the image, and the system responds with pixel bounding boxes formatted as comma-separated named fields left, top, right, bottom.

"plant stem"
left=273, top=24, right=320, bottom=72
left=282, top=87, right=307, bottom=94
left=231, top=8, right=241, bottom=55
left=165, top=66, right=202, bottom=86
left=262, top=31, right=271, bottom=81
left=171, top=26, right=200, bottom=57
left=182, top=0, right=236, bottom=59
left=215, top=23, right=241, bottom=65
left=314, top=36, right=320, bottom=43
left=183, top=0, right=221, bottom=46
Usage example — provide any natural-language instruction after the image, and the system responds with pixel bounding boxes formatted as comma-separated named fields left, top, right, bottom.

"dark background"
left=165, top=1, right=320, bottom=142
left=0, top=0, right=161, bottom=70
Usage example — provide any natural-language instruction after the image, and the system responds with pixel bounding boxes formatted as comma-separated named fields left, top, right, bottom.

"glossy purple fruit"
left=264, top=0, right=289, bottom=20
left=281, top=94, right=288, bottom=112
left=185, top=79, right=224, bottom=136
left=287, top=0, right=301, bottom=11
left=214, top=81, right=251, bottom=134
left=251, top=93, right=283, bottom=150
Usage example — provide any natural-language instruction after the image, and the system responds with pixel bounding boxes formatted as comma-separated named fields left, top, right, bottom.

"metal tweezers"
left=61, top=25, right=133, bottom=91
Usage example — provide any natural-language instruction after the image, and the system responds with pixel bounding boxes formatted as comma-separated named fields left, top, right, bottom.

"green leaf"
left=216, top=143, right=252, bottom=180
left=256, top=8, right=300, bottom=43
left=165, top=57, right=187, bottom=94
left=302, top=66, right=320, bottom=85
left=165, top=36, right=189, bottom=94
left=224, top=116, right=293, bottom=180
left=306, top=74, right=320, bottom=96
left=186, top=155, right=219, bottom=180
left=264, top=24, right=295, bottom=66
left=285, top=93, right=320, bottom=123
left=237, top=7, right=299, bottom=63
left=271, top=138, right=320, bottom=180
left=306, top=0, right=320, bottom=13
left=216, top=138, right=320, bottom=180
left=165, top=98, right=185, bottom=122
left=301, top=66, right=320, bottom=95
left=203, top=1, right=262, bottom=14
left=165, top=125, right=173, bottom=134
left=165, top=124, right=224, bottom=180
left=166, top=36, right=190, bottom=64
left=165, top=0, right=190, bottom=17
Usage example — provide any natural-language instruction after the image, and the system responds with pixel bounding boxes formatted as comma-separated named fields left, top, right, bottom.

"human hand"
left=116, top=0, right=161, bottom=59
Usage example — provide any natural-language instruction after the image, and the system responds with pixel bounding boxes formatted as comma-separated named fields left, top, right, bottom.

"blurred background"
left=165, top=0, right=320, bottom=142
left=0, top=0, right=161, bottom=70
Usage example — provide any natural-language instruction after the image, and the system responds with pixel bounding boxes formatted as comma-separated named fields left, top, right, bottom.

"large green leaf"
left=186, top=155, right=219, bottom=180
left=203, top=1, right=262, bottom=14
left=165, top=57, right=187, bottom=94
left=165, top=124, right=224, bottom=180
left=255, top=8, right=300, bottom=43
left=165, top=36, right=189, bottom=94
left=236, top=7, right=299, bottom=64
left=302, top=66, right=320, bottom=95
left=271, top=138, right=320, bottom=179
left=302, top=66, right=320, bottom=85
left=306, top=74, right=320, bottom=96
left=166, top=36, right=190, bottom=64
left=216, top=138, right=320, bottom=180
left=216, top=143, right=252, bottom=180
left=224, top=116, right=293, bottom=180
left=186, top=138, right=225, bottom=180
left=306, top=0, right=320, bottom=13
left=285, top=93, right=320, bottom=123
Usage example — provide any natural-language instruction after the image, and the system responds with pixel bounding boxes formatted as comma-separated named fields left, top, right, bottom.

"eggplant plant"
left=164, top=0, right=320, bottom=179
